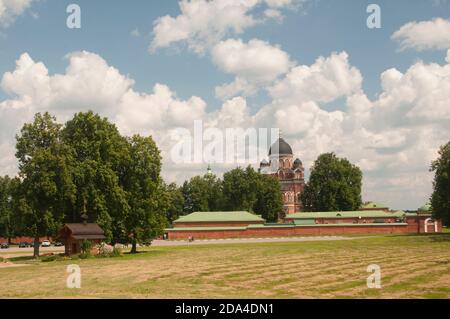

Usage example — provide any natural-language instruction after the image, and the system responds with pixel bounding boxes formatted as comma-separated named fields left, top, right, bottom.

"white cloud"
left=212, top=38, right=293, bottom=99
left=150, top=0, right=304, bottom=55
left=392, top=18, right=450, bottom=51
left=1, top=50, right=450, bottom=209
left=0, top=0, right=33, bottom=28
left=269, top=51, right=363, bottom=103
left=446, top=49, right=450, bottom=63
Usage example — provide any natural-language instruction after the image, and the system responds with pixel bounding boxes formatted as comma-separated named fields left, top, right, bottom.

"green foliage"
left=222, top=166, right=282, bottom=221
left=0, top=176, right=21, bottom=239
left=222, top=166, right=259, bottom=212
left=182, top=173, right=224, bottom=213
left=81, top=239, right=92, bottom=254
left=165, top=182, right=185, bottom=223
left=121, top=135, right=169, bottom=253
left=15, top=113, right=76, bottom=256
left=254, top=174, right=283, bottom=222
left=179, top=166, right=282, bottom=221
left=61, top=111, right=130, bottom=242
left=301, top=153, right=362, bottom=212
left=430, top=141, right=450, bottom=226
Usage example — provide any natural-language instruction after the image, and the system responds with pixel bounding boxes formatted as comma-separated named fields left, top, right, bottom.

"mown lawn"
left=1, top=234, right=450, bottom=299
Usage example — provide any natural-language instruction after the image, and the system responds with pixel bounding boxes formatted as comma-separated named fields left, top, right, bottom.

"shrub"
left=95, top=242, right=122, bottom=258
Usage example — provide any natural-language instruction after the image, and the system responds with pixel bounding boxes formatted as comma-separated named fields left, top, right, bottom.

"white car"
left=41, top=240, right=51, bottom=247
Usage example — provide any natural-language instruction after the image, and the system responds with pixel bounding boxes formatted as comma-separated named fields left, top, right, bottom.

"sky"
left=0, top=0, right=450, bottom=210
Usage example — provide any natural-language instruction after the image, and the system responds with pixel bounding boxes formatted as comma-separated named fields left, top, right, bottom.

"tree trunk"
left=33, top=236, right=40, bottom=258
left=130, top=238, right=137, bottom=254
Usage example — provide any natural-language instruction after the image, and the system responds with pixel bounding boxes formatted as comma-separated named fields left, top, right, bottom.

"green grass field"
left=1, top=234, right=450, bottom=299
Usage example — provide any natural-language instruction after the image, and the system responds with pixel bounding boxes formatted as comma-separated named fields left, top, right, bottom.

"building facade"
left=259, top=137, right=305, bottom=217
left=166, top=210, right=442, bottom=240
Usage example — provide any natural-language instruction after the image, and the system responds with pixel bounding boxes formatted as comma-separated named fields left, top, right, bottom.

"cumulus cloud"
left=150, top=0, right=304, bottom=54
left=392, top=18, right=450, bottom=51
left=0, top=0, right=33, bottom=27
left=1, top=50, right=450, bottom=209
left=269, top=51, right=363, bottom=103
left=212, top=38, right=293, bottom=99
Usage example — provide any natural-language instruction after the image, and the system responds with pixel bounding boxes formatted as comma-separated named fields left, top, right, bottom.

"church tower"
left=259, top=137, right=305, bottom=219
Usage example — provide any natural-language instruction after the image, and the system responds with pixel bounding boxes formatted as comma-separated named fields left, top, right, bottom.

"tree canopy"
left=15, top=113, right=76, bottom=257
left=301, top=153, right=362, bottom=212
left=0, top=176, right=21, bottom=242
left=430, top=141, right=450, bottom=226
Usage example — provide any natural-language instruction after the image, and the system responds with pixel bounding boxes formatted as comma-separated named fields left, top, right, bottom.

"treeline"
left=0, top=112, right=169, bottom=256
left=0, top=111, right=283, bottom=256
left=167, top=166, right=283, bottom=224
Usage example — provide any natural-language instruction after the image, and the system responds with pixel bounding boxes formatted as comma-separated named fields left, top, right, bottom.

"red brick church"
left=259, top=137, right=305, bottom=218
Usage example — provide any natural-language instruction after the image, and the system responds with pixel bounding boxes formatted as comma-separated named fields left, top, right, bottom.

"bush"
left=95, top=242, right=122, bottom=258
left=81, top=240, right=92, bottom=254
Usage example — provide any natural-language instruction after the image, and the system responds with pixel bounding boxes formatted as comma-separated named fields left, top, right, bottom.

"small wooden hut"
left=59, top=223, right=106, bottom=256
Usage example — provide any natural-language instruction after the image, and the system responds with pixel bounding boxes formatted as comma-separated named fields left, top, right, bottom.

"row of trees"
left=1, top=110, right=447, bottom=257
left=165, top=166, right=283, bottom=223
left=1, top=112, right=170, bottom=256
left=0, top=111, right=284, bottom=256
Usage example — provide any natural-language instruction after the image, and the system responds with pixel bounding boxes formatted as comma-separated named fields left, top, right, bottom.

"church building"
left=259, top=137, right=305, bottom=218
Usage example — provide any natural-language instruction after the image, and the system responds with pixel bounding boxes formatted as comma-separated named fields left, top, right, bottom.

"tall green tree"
left=222, top=166, right=259, bottom=212
left=165, top=182, right=185, bottom=224
left=121, top=135, right=168, bottom=253
left=16, top=113, right=76, bottom=257
left=254, top=174, right=283, bottom=222
left=61, top=111, right=129, bottom=242
left=301, top=153, right=362, bottom=212
left=182, top=173, right=223, bottom=213
left=0, top=176, right=21, bottom=243
left=430, top=141, right=450, bottom=226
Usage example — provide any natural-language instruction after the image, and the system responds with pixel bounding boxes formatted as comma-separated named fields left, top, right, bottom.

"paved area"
left=0, top=246, right=63, bottom=254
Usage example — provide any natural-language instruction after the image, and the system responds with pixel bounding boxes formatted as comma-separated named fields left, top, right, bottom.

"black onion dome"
left=269, top=138, right=293, bottom=155
left=294, top=158, right=302, bottom=165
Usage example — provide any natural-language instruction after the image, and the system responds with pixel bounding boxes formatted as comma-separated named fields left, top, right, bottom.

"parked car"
left=53, top=241, right=64, bottom=247
left=18, top=242, right=31, bottom=248
left=0, top=243, right=8, bottom=249
left=41, top=240, right=51, bottom=247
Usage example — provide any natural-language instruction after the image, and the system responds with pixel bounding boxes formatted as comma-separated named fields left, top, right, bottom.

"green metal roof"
left=166, top=226, right=248, bottom=231
left=285, top=210, right=405, bottom=219
left=174, top=211, right=265, bottom=223
left=361, top=201, right=388, bottom=209
left=165, top=222, right=408, bottom=232
left=293, top=223, right=408, bottom=227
